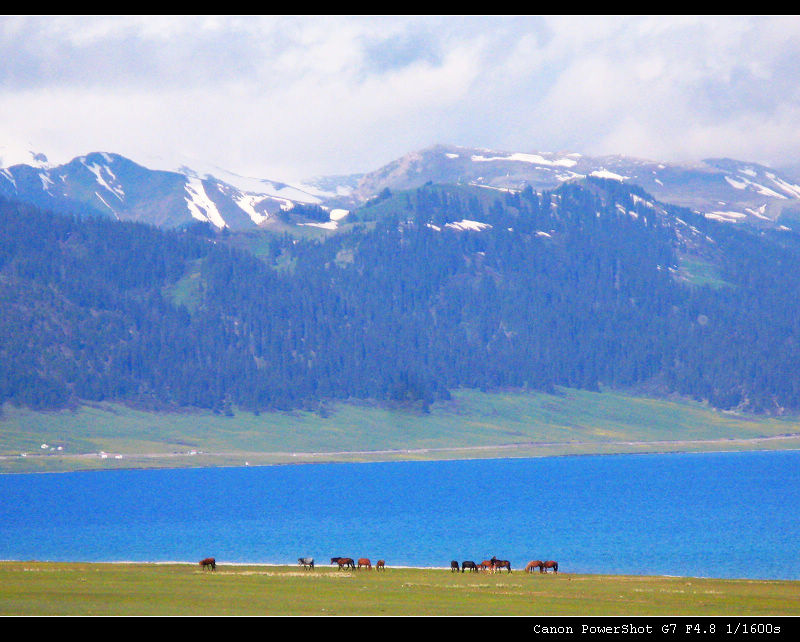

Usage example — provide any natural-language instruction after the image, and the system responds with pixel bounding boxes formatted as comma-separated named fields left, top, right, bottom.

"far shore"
left=2, top=433, right=800, bottom=475
left=4, top=388, right=800, bottom=475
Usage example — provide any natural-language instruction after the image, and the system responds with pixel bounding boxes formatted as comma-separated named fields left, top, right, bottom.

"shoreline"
left=1, top=559, right=795, bottom=583
left=2, top=435, right=800, bottom=476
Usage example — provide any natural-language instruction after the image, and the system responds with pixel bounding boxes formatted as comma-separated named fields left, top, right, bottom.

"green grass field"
left=2, top=388, right=799, bottom=473
left=1, top=562, right=797, bottom=616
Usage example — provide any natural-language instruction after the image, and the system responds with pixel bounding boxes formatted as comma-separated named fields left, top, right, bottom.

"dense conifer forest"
left=2, top=178, right=800, bottom=415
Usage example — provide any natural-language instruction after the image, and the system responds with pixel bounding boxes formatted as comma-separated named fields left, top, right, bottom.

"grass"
left=676, top=254, right=731, bottom=289
left=2, top=387, right=799, bottom=474
left=0, top=562, right=798, bottom=616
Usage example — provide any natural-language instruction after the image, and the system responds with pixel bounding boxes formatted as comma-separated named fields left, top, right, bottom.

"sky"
left=2, top=15, right=800, bottom=183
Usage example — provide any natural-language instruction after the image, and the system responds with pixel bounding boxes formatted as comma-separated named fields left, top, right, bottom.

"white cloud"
left=1, top=15, right=799, bottom=180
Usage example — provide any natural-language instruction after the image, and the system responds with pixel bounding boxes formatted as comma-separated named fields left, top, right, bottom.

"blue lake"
left=1, top=450, right=799, bottom=580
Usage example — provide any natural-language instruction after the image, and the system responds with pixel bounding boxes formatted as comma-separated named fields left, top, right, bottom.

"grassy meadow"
left=1, top=562, right=798, bottom=616
left=2, top=387, right=799, bottom=473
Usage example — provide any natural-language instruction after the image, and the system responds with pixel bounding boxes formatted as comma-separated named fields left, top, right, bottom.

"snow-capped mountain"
left=3, top=144, right=800, bottom=231
left=354, top=145, right=800, bottom=227
left=0, top=151, right=352, bottom=230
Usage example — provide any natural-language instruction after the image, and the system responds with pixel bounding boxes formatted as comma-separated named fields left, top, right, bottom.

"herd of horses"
left=451, top=557, right=559, bottom=574
left=328, top=557, right=385, bottom=571
left=199, top=555, right=557, bottom=574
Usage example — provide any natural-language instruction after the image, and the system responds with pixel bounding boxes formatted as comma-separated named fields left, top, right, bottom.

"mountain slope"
left=3, top=176, right=800, bottom=415
left=5, top=144, right=800, bottom=233
left=354, top=144, right=800, bottom=228
left=0, top=151, right=346, bottom=231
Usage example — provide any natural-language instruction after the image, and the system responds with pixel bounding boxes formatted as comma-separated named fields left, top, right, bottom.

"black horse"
left=461, top=560, right=478, bottom=573
left=450, top=560, right=460, bottom=572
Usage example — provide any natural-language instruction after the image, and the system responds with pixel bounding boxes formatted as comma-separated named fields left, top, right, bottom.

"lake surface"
left=1, top=450, right=799, bottom=580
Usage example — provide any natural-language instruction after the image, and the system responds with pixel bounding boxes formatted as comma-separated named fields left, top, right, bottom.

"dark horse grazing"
left=461, top=560, right=478, bottom=573
left=491, top=556, right=512, bottom=573
left=450, top=560, right=460, bottom=572
left=376, top=559, right=385, bottom=571
left=542, top=560, right=559, bottom=574
left=525, top=560, right=544, bottom=573
left=331, top=557, right=355, bottom=570
left=298, top=557, right=314, bottom=570
left=199, top=557, right=216, bottom=571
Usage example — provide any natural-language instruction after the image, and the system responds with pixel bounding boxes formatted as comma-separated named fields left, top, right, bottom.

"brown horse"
left=479, top=560, right=494, bottom=572
left=525, top=560, right=544, bottom=573
left=542, top=560, right=559, bottom=574
left=491, top=556, right=512, bottom=573
left=376, top=559, right=385, bottom=571
left=332, top=557, right=355, bottom=570
left=199, top=557, right=216, bottom=571
left=357, top=558, right=372, bottom=570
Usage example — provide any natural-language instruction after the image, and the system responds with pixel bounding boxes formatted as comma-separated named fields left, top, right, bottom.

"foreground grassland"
left=2, top=388, right=799, bottom=473
left=1, top=562, right=798, bottom=616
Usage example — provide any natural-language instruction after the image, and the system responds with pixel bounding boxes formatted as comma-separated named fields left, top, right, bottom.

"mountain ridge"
left=3, top=143, right=800, bottom=231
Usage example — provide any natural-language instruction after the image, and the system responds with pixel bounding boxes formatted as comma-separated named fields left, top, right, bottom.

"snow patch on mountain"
left=445, top=219, right=492, bottom=231
left=299, top=220, right=339, bottom=230
left=94, top=191, right=119, bottom=219
left=39, top=172, right=54, bottom=193
left=185, top=177, right=226, bottom=228
left=471, top=152, right=577, bottom=168
left=82, top=159, right=125, bottom=201
left=591, top=169, right=628, bottom=181
left=706, top=210, right=747, bottom=222
left=766, top=174, right=800, bottom=200
left=233, top=193, right=269, bottom=225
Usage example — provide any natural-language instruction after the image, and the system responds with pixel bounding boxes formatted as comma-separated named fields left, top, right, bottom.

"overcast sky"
left=2, top=15, right=799, bottom=182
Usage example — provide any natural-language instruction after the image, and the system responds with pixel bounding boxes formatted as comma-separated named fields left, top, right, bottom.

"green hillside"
left=2, top=387, right=798, bottom=473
